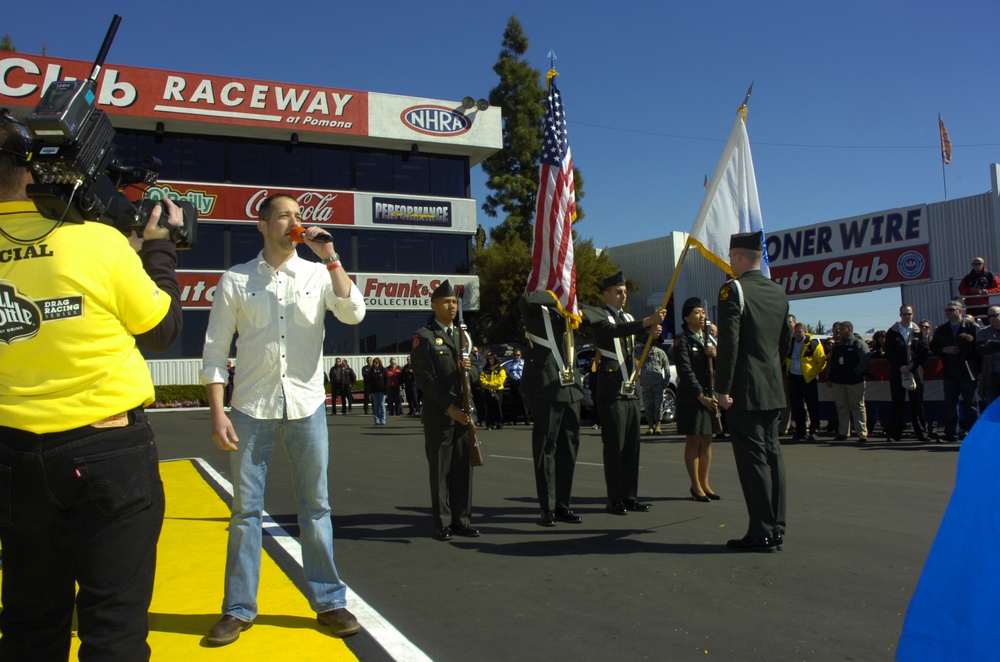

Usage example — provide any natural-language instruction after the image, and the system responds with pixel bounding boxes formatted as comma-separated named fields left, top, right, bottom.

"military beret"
left=431, top=279, right=455, bottom=300
left=730, top=230, right=764, bottom=252
left=602, top=271, right=626, bottom=290
left=681, top=297, right=704, bottom=318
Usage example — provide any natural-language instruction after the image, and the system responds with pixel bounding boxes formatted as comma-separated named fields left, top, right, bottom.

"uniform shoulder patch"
left=719, top=285, right=730, bottom=301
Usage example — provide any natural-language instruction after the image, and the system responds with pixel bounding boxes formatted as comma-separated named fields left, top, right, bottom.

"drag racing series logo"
left=0, top=282, right=41, bottom=344
left=0, top=282, right=84, bottom=345
left=372, top=197, right=452, bottom=228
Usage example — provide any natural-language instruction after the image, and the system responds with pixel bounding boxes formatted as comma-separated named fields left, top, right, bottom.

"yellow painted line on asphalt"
left=0, top=460, right=359, bottom=660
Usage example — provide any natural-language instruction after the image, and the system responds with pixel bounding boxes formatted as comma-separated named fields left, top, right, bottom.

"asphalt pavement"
left=152, top=408, right=958, bottom=662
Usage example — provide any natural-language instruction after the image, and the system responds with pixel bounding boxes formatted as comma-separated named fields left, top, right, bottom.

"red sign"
left=0, top=54, right=369, bottom=137
left=150, top=181, right=355, bottom=225
left=770, top=244, right=930, bottom=299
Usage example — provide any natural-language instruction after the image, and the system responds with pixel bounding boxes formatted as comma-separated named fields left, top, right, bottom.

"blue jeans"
left=0, top=410, right=164, bottom=661
left=942, top=377, right=979, bottom=438
left=372, top=392, right=386, bottom=424
left=225, top=404, right=347, bottom=621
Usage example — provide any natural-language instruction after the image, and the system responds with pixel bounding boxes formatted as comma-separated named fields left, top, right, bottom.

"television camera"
left=18, top=15, right=196, bottom=248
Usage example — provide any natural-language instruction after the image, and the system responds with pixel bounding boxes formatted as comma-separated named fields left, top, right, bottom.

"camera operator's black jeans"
left=0, top=409, right=164, bottom=661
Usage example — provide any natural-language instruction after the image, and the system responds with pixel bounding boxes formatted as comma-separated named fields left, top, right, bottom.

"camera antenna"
left=89, top=15, right=122, bottom=84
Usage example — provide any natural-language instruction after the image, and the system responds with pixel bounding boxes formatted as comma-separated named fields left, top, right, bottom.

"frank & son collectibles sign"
left=176, top=272, right=479, bottom=312
left=765, top=205, right=930, bottom=299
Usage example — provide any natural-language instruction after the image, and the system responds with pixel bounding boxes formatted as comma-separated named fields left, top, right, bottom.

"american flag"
left=527, top=71, right=581, bottom=325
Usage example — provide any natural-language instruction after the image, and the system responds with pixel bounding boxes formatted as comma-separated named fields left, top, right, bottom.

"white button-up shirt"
left=201, top=251, right=365, bottom=420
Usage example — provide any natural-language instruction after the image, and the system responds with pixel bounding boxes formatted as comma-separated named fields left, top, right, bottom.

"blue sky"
left=6, top=0, right=999, bottom=333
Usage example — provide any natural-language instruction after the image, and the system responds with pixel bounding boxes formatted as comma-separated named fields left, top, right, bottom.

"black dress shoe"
left=705, top=491, right=722, bottom=501
left=833, top=435, right=848, bottom=441
left=624, top=499, right=651, bottom=512
left=537, top=512, right=557, bottom=527
left=204, top=615, right=254, bottom=647
left=726, top=534, right=778, bottom=553
left=450, top=524, right=481, bottom=537
left=433, top=527, right=452, bottom=541
left=689, top=487, right=711, bottom=503
left=774, top=532, right=784, bottom=551
left=606, top=500, right=627, bottom=516
left=554, top=508, right=583, bottom=524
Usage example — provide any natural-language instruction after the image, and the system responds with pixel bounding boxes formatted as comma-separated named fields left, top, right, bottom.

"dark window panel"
left=354, top=152, right=393, bottom=193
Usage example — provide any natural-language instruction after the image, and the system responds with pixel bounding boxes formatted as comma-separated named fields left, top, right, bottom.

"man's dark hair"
left=0, top=114, right=30, bottom=198
left=257, top=193, right=297, bottom=222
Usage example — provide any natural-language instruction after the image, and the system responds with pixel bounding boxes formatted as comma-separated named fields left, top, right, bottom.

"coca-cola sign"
left=157, top=181, right=355, bottom=225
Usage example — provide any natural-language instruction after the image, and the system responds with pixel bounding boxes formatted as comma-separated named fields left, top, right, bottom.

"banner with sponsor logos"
left=765, top=205, right=930, bottom=299
left=1, top=54, right=367, bottom=138
left=177, top=271, right=479, bottom=311
left=149, top=181, right=476, bottom=232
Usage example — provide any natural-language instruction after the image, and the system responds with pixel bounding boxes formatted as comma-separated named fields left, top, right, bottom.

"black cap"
left=431, top=279, right=455, bottom=300
left=730, top=230, right=764, bottom=251
left=681, top=297, right=704, bottom=318
left=602, top=271, right=626, bottom=290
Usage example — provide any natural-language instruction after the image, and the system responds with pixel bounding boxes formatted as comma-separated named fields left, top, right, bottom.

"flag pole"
left=942, top=158, right=948, bottom=201
left=629, top=239, right=694, bottom=380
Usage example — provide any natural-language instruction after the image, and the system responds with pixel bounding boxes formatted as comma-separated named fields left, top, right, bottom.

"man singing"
left=201, top=194, right=365, bottom=646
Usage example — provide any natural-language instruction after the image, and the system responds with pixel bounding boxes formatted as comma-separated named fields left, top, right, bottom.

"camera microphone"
left=289, top=226, right=332, bottom=243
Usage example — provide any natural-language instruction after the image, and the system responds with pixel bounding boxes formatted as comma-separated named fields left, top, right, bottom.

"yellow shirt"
left=0, top=202, right=171, bottom=433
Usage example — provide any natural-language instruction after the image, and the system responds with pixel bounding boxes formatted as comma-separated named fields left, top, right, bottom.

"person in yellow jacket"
left=479, top=353, right=507, bottom=429
left=784, top=322, right=827, bottom=441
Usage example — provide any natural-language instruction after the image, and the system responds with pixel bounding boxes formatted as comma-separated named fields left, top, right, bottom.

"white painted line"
left=488, top=454, right=602, bottom=467
left=169, top=458, right=433, bottom=662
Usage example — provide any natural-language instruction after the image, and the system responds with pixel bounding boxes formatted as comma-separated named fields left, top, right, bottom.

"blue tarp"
left=896, top=399, right=1000, bottom=661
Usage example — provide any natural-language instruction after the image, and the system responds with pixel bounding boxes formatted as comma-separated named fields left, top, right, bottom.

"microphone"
left=289, top=226, right=332, bottom=243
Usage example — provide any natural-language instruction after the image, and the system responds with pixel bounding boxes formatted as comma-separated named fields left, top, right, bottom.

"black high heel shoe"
left=704, top=491, right=722, bottom=501
left=690, top=487, right=711, bottom=503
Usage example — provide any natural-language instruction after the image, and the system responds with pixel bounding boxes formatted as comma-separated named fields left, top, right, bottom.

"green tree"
left=471, top=232, right=620, bottom=345
left=480, top=16, right=546, bottom=244
left=1, top=34, right=16, bottom=53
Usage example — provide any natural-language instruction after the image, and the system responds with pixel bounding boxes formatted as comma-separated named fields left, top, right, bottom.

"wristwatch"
left=322, top=253, right=341, bottom=266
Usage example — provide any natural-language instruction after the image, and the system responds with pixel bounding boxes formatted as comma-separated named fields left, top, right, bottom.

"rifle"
left=457, top=299, right=484, bottom=466
left=704, top=328, right=724, bottom=434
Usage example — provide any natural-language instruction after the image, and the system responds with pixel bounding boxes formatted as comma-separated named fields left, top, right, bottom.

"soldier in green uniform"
left=520, top=291, right=584, bottom=527
left=411, top=281, right=479, bottom=542
left=583, top=272, right=667, bottom=516
left=715, top=231, right=792, bottom=553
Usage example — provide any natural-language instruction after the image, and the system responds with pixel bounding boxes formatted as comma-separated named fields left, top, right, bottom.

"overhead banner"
left=149, top=181, right=476, bottom=232
left=0, top=54, right=368, bottom=137
left=177, top=271, right=480, bottom=311
left=764, top=205, right=930, bottom=299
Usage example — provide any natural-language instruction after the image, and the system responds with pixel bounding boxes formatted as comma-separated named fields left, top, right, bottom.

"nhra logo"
left=0, top=281, right=41, bottom=345
left=400, top=106, right=471, bottom=136
left=897, top=251, right=926, bottom=280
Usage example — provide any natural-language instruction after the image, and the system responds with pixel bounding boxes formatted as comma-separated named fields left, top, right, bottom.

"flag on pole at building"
left=526, top=70, right=581, bottom=326
left=939, top=114, right=952, bottom=165
left=687, top=106, right=769, bottom=278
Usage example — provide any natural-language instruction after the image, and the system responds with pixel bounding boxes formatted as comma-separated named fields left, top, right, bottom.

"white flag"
left=688, top=108, right=769, bottom=277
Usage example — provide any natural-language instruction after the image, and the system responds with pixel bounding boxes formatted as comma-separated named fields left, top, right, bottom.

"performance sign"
left=765, top=205, right=930, bottom=299
left=177, top=271, right=479, bottom=311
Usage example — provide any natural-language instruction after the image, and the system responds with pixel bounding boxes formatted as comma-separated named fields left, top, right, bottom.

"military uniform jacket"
left=519, top=291, right=583, bottom=403
left=582, top=304, right=647, bottom=401
left=412, top=321, right=476, bottom=428
left=715, top=269, right=791, bottom=411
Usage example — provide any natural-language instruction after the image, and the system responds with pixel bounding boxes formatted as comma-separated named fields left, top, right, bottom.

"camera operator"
left=0, top=115, right=184, bottom=660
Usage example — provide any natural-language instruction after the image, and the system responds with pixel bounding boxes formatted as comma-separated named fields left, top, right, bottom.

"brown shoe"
left=317, top=608, right=361, bottom=637
left=204, top=614, right=253, bottom=647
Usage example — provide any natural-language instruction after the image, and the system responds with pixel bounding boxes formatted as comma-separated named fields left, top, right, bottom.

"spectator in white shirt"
left=200, top=194, right=365, bottom=646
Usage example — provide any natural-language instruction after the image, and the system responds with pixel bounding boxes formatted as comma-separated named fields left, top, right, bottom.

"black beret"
left=681, top=297, right=704, bottom=318
left=431, top=279, right=455, bottom=300
left=730, top=230, right=764, bottom=252
left=602, top=271, right=626, bottom=290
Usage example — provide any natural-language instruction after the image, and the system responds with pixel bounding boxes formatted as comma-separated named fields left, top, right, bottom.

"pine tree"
left=1, top=34, right=16, bottom=53
left=480, top=16, right=546, bottom=244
